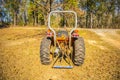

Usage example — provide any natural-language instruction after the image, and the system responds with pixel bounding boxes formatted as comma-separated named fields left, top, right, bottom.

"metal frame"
left=48, top=10, right=77, bottom=47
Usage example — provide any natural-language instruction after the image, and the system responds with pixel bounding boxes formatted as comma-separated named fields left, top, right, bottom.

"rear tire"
left=40, top=37, right=51, bottom=65
left=73, top=37, right=85, bottom=66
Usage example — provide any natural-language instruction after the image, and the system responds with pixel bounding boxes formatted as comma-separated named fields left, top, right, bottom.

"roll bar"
left=48, top=11, right=77, bottom=47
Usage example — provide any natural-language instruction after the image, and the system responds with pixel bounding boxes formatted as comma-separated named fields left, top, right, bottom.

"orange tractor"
left=40, top=11, right=85, bottom=69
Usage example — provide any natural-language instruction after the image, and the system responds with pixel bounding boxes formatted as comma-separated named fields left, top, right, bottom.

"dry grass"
left=117, top=31, right=120, bottom=35
left=0, top=27, right=120, bottom=80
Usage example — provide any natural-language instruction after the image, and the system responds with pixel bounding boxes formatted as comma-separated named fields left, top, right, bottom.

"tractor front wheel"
left=40, top=37, right=51, bottom=65
left=73, top=37, right=85, bottom=66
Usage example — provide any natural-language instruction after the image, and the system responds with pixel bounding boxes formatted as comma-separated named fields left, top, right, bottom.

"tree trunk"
left=86, top=12, right=88, bottom=28
left=44, top=12, right=49, bottom=26
left=23, top=11, right=27, bottom=26
left=23, top=6, right=28, bottom=26
left=14, top=11, right=17, bottom=26
left=33, top=11, right=37, bottom=26
left=90, top=13, right=93, bottom=28
left=34, top=14, right=37, bottom=26
left=44, top=0, right=52, bottom=26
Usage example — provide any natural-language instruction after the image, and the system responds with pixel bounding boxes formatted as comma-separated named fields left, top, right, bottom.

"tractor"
left=40, top=11, right=85, bottom=69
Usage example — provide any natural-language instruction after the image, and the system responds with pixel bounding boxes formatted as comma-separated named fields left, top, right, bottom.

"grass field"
left=0, top=27, right=120, bottom=80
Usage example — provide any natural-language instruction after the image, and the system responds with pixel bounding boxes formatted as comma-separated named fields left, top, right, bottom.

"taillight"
left=47, top=29, right=53, bottom=37
left=72, top=30, right=79, bottom=38
left=47, top=29, right=51, bottom=33
left=72, top=33, right=79, bottom=38
left=74, top=30, right=79, bottom=33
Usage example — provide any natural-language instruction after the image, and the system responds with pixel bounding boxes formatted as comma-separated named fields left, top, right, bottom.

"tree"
left=0, top=0, right=119, bottom=28
left=0, top=0, right=11, bottom=27
left=31, top=0, right=56, bottom=26
left=4, top=0, right=22, bottom=26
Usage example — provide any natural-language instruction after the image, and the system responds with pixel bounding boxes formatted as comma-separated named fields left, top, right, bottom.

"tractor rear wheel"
left=40, top=37, right=51, bottom=65
left=73, top=37, right=85, bottom=66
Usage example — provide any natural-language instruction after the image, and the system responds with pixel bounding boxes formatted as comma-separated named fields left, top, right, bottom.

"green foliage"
left=1, top=0, right=120, bottom=28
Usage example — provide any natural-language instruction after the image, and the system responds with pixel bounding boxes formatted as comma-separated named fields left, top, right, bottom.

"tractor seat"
left=57, top=30, right=68, bottom=37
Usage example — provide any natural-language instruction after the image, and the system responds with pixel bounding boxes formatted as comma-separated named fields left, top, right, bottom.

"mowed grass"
left=0, top=27, right=120, bottom=80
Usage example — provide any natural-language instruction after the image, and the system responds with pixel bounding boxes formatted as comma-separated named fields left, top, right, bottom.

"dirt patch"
left=0, top=28, right=120, bottom=80
left=87, top=40, right=108, bottom=50
left=91, top=29, right=120, bottom=49
left=2, top=38, right=37, bottom=47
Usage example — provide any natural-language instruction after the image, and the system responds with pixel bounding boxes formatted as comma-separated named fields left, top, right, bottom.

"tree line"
left=0, top=0, right=120, bottom=28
